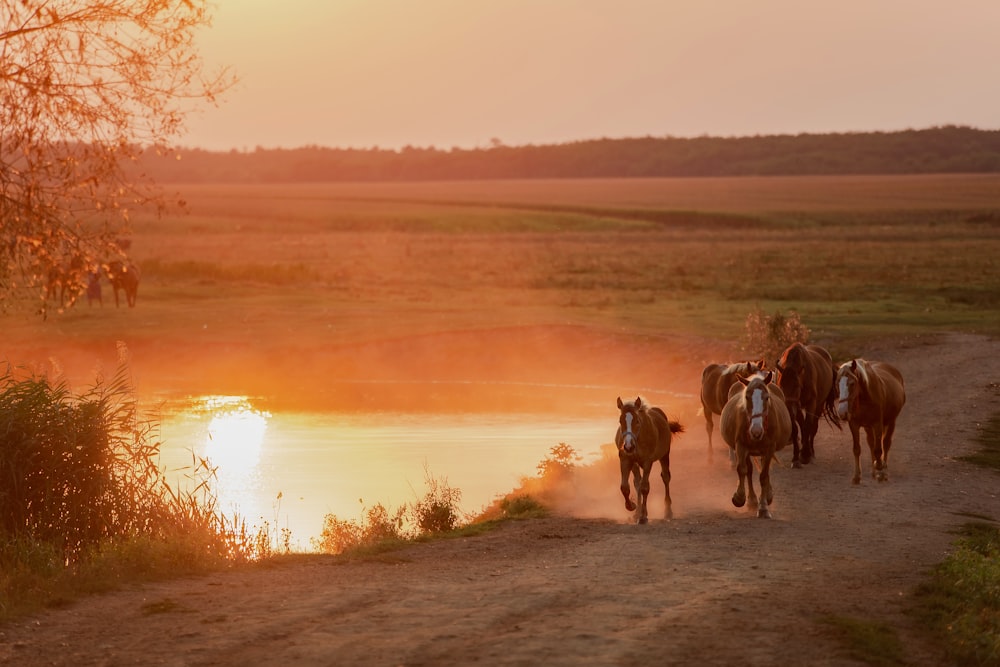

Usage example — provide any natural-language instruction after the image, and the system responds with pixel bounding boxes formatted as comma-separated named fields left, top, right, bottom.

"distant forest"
left=143, top=125, right=1000, bottom=183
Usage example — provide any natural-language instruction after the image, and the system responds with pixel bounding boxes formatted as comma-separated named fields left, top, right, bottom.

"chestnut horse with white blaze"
left=699, top=359, right=765, bottom=464
left=615, top=396, right=684, bottom=524
left=720, top=372, right=792, bottom=518
left=835, top=359, right=906, bottom=484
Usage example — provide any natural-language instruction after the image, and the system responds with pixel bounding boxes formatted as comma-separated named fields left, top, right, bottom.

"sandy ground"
left=2, top=332, right=999, bottom=666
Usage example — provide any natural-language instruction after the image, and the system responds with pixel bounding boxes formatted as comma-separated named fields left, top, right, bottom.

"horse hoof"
left=757, top=507, right=772, bottom=519
left=732, top=495, right=746, bottom=508
left=792, top=461, right=802, bottom=469
left=638, top=516, right=648, bottom=525
left=851, top=477, right=861, bottom=485
left=625, top=500, right=636, bottom=512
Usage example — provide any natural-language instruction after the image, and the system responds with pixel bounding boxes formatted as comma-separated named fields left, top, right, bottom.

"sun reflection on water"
left=198, top=396, right=271, bottom=519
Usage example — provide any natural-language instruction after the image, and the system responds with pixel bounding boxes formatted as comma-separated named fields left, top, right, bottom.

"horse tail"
left=821, top=363, right=842, bottom=430
left=668, top=420, right=684, bottom=435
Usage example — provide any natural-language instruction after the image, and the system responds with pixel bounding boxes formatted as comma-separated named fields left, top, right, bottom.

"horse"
left=105, top=260, right=140, bottom=308
left=615, top=396, right=684, bottom=524
left=774, top=342, right=839, bottom=467
left=720, top=371, right=792, bottom=518
left=700, top=359, right=765, bottom=464
left=835, top=359, right=906, bottom=484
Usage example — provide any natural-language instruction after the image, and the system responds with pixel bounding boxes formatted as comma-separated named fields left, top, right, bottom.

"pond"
left=156, top=395, right=616, bottom=550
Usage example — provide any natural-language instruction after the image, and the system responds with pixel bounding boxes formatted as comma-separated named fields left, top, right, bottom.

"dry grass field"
left=3, top=173, right=998, bottom=412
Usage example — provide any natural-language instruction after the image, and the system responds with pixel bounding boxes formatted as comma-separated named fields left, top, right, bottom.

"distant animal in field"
left=700, top=359, right=765, bottom=464
left=720, top=371, right=792, bottom=518
left=86, top=270, right=103, bottom=307
left=835, top=359, right=906, bottom=484
left=105, top=261, right=140, bottom=308
left=615, top=396, right=684, bottom=524
left=45, top=255, right=86, bottom=307
left=775, top=343, right=839, bottom=466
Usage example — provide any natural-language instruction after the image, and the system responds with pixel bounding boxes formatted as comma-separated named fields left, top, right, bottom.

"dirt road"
left=2, top=333, right=999, bottom=666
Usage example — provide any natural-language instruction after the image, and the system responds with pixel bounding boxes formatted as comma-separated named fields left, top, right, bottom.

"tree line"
left=142, top=125, right=1000, bottom=183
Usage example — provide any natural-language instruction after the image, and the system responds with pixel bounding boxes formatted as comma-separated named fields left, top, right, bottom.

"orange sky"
left=184, top=0, right=1000, bottom=151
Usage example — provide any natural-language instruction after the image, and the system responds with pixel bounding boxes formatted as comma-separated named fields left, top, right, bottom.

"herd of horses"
left=46, top=260, right=140, bottom=309
left=615, top=342, right=906, bottom=523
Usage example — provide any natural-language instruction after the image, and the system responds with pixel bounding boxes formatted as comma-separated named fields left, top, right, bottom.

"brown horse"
left=105, top=261, right=140, bottom=308
left=700, top=359, right=765, bottom=463
left=720, top=371, right=792, bottom=518
left=835, top=359, right=906, bottom=484
left=615, top=396, right=684, bottom=524
left=775, top=343, right=839, bottom=467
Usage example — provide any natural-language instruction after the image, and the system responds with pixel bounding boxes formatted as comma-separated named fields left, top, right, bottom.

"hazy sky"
left=182, top=0, right=1000, bottom=151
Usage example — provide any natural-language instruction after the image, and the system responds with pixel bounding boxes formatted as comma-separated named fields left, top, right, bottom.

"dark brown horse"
left=720, top=372, right=791, bottom=518
left=835, top=359, right=906, bottom=484
left=775, top=343, right=839, bottom=467
left=105, top=261, right=140, bottom=308
left=615, top=396, right=684, bottom=524
left=700, top=359, right=765, bottom=463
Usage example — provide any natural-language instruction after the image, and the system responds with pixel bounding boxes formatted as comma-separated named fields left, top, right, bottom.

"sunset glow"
left=186, top=1, right=1000, bottom=152
left=203, top=396, right=268, bottom=473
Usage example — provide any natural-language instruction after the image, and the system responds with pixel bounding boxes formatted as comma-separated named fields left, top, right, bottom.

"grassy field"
left=3, top=174, right=998, bottom=410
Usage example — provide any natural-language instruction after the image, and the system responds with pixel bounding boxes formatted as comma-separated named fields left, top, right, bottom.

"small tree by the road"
left=0, top=0, right=233, bottom=314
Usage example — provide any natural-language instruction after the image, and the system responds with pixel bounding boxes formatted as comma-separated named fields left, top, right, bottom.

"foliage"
left=535, top=442, right=582, bottom=483
left=913, top=522, right=1000, bottom=666
left=409, top=468, right=463, bottom=534
left=741, top=308, right=811, bottom=364
left=311, top=502, right=407, bottom=555
left=138, top=126, right=1000, bottom=184
left=0, top=351, right=267, bottom=621
left=0, top=0, right=234, bottom=314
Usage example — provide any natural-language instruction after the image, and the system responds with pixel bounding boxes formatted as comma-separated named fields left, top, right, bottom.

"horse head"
left=616, top=396, right=644, bottom=455
left=775, top=344, right=805, bottom=405
left=738, top=371, right=773, bottom=440
left=836, top=359, right=865, bottom=421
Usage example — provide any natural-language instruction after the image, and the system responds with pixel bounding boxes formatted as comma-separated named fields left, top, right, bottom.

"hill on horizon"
left=143, top=125, right=1000, bottom=183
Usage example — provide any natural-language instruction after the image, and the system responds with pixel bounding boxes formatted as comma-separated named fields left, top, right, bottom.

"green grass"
left=823, top=615, right=906, bottom=666
left=913, top=522, right=1000, bottom=666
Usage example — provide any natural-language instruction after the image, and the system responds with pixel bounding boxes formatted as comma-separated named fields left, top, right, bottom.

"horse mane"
left=843, top=358, right=871, bottom=386
left=779, top=342, right=806, bottom=366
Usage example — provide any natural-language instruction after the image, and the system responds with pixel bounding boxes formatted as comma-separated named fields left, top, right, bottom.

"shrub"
left=741, top=307, right=811, bottom=363
left=410, top=468, right=463, bottom=534
left=312, top=502, right=407, bottom=555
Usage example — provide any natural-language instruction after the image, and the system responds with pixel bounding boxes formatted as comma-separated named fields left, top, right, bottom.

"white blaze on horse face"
left=622, top=412, right=637, bottom=453
left=837, top=375, right=851, bottom=419
left=748, top=386, right=766, bottom=439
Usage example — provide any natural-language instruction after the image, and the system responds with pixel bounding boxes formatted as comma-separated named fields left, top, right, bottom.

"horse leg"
left=802, top=413, right=819, bottom=464
left=880, top=419, right=897, bottom=482
left=637, top=463, right=653, bottom=524
left=871, top=423, right=888, bottom=482
left=619, top=457, right=636, bottom=512
left=757, top=451, right=774, bottom=519
left=732, top=447, right=748, bottom=508
left=745, top=453, right=759, bottom=511
left=659, top=456, right=672, bottom=520
left=703, top=407, right=714, bottom=464
left=850, top=422, right=863, bottom=484
left=790, top=406, right=803, bottom=468
left=864, top=426, right=880, bottom=481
